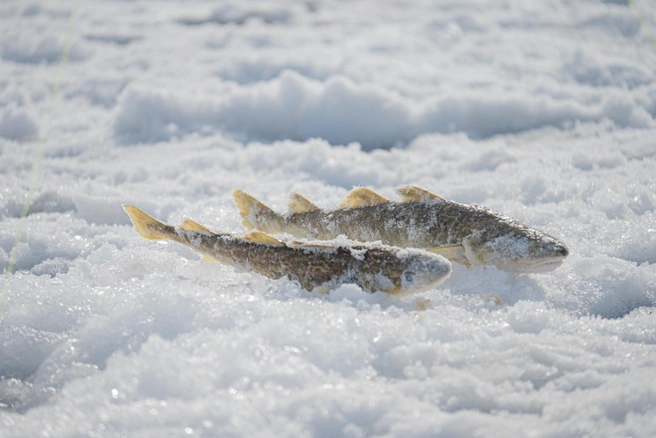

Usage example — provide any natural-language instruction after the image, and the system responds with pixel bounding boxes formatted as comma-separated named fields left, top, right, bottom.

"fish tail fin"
left=232, top=189, right=279, bottom=231
left=122, top=204, right=172, bottom=240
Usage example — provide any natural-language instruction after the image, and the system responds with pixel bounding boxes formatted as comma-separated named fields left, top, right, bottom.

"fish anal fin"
left=242, top=230, right=284, bottom=246
left=180, top=219, right=214, bottom=234
left=338, top=187, right=388, bottom=209
left=232, top=189, right=275, bottom=231
left=122, top=204, right=170, bottom=241
left=395, top=185, right=445, bottom=202
left=426, top=244, right=470, bottom=267
left=288, top=192, right=319, bottom=214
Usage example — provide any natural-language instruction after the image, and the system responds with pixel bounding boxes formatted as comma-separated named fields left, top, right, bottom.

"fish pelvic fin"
left=122, top=204, right=171, bottom=240
left=242, top=230, right=285, bottom=246
left=395, top=185, right=445, bottom=202
left=233, top=189, right=276, bottom=231
left=338, top=187, right=388, bottom=209
left=180, top=219, right=215, bottom=234
left=288, top=192, right=319, bottom=214
left=426, top=244, right=470, bottom=267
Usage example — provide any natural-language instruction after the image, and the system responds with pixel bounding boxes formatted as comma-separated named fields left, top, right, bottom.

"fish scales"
left=233, top=186, right=569, bottom=273
left=252, top=200, right=519, bottom=248
left=185, top=228, right=443, bottom=292
left=151, top=218, right=351, bottom=289
left=123, top=205, right=452, bottom=294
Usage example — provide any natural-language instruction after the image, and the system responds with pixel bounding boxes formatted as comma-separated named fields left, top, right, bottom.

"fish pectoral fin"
left=395, top=185, right=445, bottom=202
left=338, top=187, right=388, bottom=209
left=288, top=192, right=320, bottom=213
left=480, top=294, right=504, bottom=306
left=312, top=284, right=332, bottom=294
left=426, top=244, right=470, bottom=267
left=122, top=204, right=170, bottom=241
left=202, top=255, right=217, bottom=262
left=242, top=230, right=285, bottom=246
left=180, top=219, right=214, bottom=234
left=415, top=298, right=433, bottom=311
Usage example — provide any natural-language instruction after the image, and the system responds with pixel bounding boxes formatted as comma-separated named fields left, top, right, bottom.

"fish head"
left=464, top=226, right=569, bottom=273
left=372, top=249, right=452, bottom=296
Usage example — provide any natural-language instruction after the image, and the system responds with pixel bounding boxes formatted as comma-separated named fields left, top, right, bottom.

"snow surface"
left=1, top=0, right=656, bottom=436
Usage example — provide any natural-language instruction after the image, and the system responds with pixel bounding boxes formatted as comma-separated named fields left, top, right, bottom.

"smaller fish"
left=122, top=205, right=451, bottom=295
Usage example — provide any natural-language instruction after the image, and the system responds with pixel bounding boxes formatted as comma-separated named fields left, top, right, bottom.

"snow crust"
left=114, top=70, right=656, bottom=151
left=1, top=0, right=656, bottom=436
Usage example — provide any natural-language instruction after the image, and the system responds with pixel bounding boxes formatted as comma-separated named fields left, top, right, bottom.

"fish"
left=232, top=185, right=569, bottom=273
left=122, top=205, right=452, bottom=295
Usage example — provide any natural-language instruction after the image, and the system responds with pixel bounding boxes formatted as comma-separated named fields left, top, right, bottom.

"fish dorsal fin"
left=395, top=185, right=445, bottom=202
left=288, top=192, right=319, bottom=214
left=426, top=244, right=470, bottom=267
left=338, top=187, right=388, bottom=209
left=180, top=219, right=214, bottom=234
left=242, top=230, right=284, bottom=246
left=232, top=189, right=275, bottom=231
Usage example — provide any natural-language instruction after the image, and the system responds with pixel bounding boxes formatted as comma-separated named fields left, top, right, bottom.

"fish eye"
left=404, top=271, right=415, bottom=283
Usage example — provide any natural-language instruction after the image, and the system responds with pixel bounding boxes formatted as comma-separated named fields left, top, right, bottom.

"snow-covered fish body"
left=233, top=185, right=569, bottom=273
left=122, top=205, right=451, bottom=295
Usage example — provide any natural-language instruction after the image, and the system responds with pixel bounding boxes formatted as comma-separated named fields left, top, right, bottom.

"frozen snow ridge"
left=114, top=71, right=655, bottom=150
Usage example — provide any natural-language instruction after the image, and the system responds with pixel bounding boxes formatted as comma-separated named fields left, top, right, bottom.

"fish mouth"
left=500, top=255, right=568, bottom=273
left=414, top=270, right=451, bottom=293
left=393, top=256, right=452, bottom=296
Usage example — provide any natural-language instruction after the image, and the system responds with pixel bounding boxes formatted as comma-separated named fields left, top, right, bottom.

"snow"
left=0, top=105, right=39, bottom=142
left=114, top=69, right=656, bottom=150
left=1, top=0, right=656, bottom=436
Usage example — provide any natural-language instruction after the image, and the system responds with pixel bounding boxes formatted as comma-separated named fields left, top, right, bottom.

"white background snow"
left=1, top=0, right=656, bottom=436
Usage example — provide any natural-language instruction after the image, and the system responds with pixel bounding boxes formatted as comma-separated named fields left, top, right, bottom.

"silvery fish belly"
left=122, top=205, right=451, bottom=295
left=233, top=185, right=569, bottom=273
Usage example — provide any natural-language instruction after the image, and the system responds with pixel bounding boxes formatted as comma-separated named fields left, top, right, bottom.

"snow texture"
left=1, top=0, right=656, bottom=436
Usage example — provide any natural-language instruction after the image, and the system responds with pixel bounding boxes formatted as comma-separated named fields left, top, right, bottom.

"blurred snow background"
left=1, top=0, right=656, bottom=436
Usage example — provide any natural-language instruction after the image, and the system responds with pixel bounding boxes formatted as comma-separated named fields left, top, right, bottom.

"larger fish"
left=123, top=205, right=451, bottom=295
left=232, top=185, right=569, bottom=273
